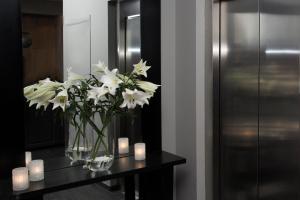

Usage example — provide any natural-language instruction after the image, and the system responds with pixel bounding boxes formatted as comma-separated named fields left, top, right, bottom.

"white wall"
left=161, top=0, right=213, bottom=199
left=63, top=0, right=108, bottom=77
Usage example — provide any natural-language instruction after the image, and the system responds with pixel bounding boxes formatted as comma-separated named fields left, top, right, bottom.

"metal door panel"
left=220, top=0, right=259, bottom=199
left=259, top=1, right=300, bottom=199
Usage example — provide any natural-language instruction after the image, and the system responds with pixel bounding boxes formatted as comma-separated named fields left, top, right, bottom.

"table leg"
left=124, top=175, right=135, bottom=200
left=139, top=166, right=174, bottom=200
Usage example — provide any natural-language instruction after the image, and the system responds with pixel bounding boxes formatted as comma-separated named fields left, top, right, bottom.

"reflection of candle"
left=28, top=160, right=44, bottom=182
left=12, top=167, right=29, bottom=191
left=118, top=138, right=129, bottom=154
left=25, top=152, right=32, bottom=167
left=134, top=143, right=146, bottom=161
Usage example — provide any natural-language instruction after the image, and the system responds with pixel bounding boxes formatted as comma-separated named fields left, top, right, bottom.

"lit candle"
left=118, top=138, right=129, bottom=154
left=12, top=167, right=29, bottom=191
left=28, top=160, right=44, bottom=182
left=134, top=143, right=146, bottom=161
left=25, top=152, right=32, bottom=167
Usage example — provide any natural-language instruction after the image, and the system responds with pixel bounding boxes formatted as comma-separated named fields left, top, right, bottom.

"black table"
left=0, top=151, right=186, bottom=200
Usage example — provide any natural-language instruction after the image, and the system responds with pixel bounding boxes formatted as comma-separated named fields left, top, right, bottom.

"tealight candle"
left=25, top=151, right=32, bottom=167
left=12, top=167, right=29, bottom=191
left=28, top=160, right=44, bottom=182
left=118, top=138, right=129, bottom=154
left=134, top=143, right=146, bottom=161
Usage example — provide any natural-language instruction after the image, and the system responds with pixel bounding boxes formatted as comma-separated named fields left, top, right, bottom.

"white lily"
left=100, top=68, right=123, bottom=95
left=24, top=84, right=38, bottom=97
left=36, top=102, right=48, bottom=110
left=25, top=81, right=62, bottom=100
left=49, top=89, right=69, bottom=111
left=93, top=61, right=108, bottom=75
left=39, top=78, right=51, bottom=85
left=29, top=99, right=39, bottom=107
left=132, top=59, right=151, bottom=77
left=63, top=68, right=85, bottom=89
left=67, top=68, right=85, bottom=82
left=137, top=80, right=160, bottom=96
left=28, top=90, right=56, bottom=110
left=120, top=89, right=151, bottom=109
left=87, top=86, right=109, bottom=105
left=24, top=78, right=55, bottom=99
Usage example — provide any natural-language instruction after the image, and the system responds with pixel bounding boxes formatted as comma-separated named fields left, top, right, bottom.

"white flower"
left=28, top=90, right=56, bottom=110
left=100, top=68, right=123, bottom=95
left=37, top=91, right=56, bottom=110
left=132, top=59, right=151, bottom=77
left=24, top=78, right=65, bottom=111
left=49, top=89, right=69, bottom=111
left=29, top=99, right=38, bottom=107
left=87, top=86, right=109, bottom=105
left=67, top=68, right=85, bottom=82
left=39, top=78, right=52, bottom=85
left=24, top=79, right=54, bottom=99
left=93, top=61, right=108, bottom=75
left=64, top=68, right=85, bottom=89
left=24, top=84, right=38, bottom=97
left=25, top=81, right=62, bottom=100
left=120, top=89, right=151, bottom=109
left=137, top=80, right=160, bottom=96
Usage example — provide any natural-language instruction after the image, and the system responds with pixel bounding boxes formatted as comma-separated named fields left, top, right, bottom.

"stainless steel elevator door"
left=259, top=1, right=300, bottom=199
left=220, top=0, right=259, bottom=200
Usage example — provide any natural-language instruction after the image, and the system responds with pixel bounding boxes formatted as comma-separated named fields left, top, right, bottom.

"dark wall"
left=140, top=0, right=161, bottom=153
left=0, top=0, right=25, bottom=178
left=110, top=0, right=161, bottom=153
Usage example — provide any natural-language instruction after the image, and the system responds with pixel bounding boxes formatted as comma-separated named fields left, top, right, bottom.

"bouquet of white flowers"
left=24, top=59, right=160, bottom=171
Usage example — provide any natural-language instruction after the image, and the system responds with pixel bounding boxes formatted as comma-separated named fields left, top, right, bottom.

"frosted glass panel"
left=63, top=16, right=91, bottom=80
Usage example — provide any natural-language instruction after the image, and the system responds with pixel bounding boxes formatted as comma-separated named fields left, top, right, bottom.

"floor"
left=45, top=184, right=123, bottom=200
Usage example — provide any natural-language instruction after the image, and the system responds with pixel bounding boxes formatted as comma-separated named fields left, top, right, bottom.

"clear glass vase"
left=65, top=122, right=95, bottom=165
left=85, top=117, right=116, bottom=172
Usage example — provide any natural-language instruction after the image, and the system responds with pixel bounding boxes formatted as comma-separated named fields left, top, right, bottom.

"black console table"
left=0, top=151, right=186, bottom=200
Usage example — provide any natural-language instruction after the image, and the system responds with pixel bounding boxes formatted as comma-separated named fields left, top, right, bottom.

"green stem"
left=77, top=125, right=80, bottom=152
left=72, top=121, right=82, bottom=151
left=90, top=123, right=109, bottom=160
left=75, top=105, right=111, bottom=161
left=91, top=136, right=101, bottom=159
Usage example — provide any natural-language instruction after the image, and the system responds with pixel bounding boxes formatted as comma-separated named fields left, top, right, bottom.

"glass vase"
left=65, top=122, right=95, bottom=165
left=85, top=116, right=116, bottom=172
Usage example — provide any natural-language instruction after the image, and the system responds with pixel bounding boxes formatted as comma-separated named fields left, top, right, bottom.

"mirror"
left=21, top=0, right=142, bottom=158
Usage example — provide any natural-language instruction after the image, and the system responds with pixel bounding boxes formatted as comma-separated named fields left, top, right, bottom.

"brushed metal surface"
left=212, top=0, right=220, bottom=199
left=219, top=0, right=259, bottom=199
left=259, top=1, right=300, bottom=199
left=216, top=0, right=300, bottom=200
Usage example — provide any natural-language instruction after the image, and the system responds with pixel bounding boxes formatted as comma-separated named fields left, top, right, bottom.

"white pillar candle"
left=12, top=167, right=29, bottom=191
left=118, top=138, right=129, bottom=154
left=25, top=152, right=32, bottom=167
left=134, top=143, right=146, bottom=161
left=28, top=160, right=44, bottom=182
